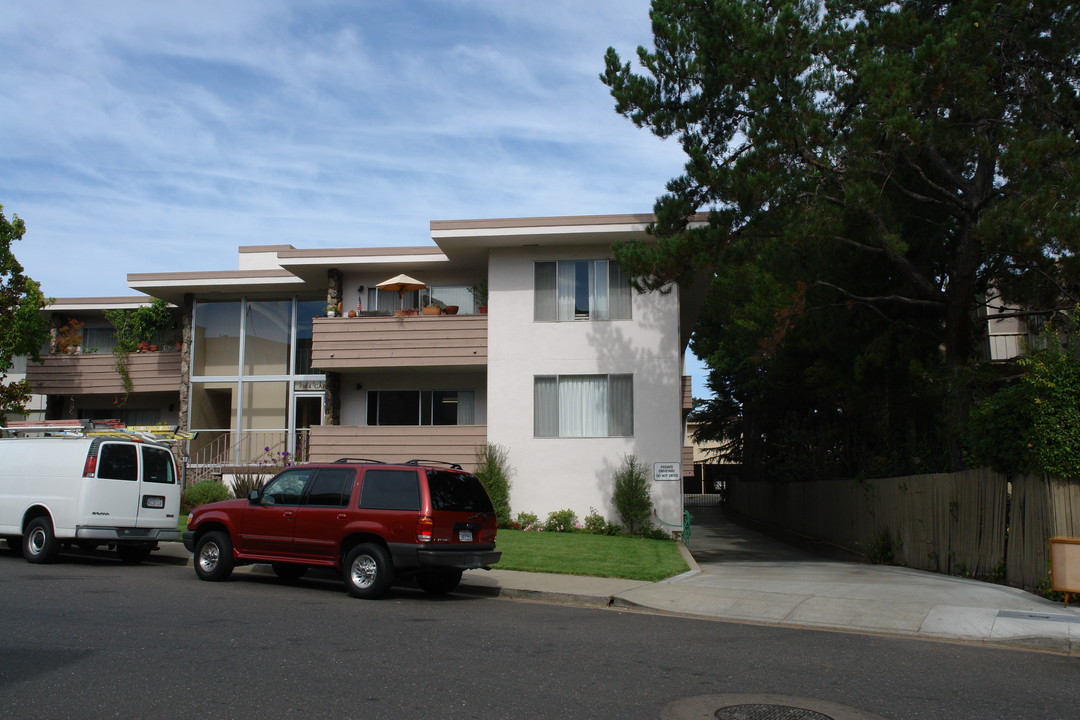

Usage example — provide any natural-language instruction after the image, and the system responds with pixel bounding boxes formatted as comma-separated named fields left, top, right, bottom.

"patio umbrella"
left=376, top=273, right=427, bottom=308
left=375, top=273, right=427, bottom=294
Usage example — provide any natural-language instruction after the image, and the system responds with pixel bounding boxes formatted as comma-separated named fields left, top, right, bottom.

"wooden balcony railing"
left=310, top=314, right=487, bottom=371
left=25, top=351, right=182, bottom=395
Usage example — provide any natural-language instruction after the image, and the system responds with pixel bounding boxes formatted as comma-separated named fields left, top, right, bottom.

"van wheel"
left=417, top=569, right=463, bottom=595
left=116, top=544, right=153, bottom=564
left=271, top=563, right=308, bottom=581
left=194, top=531, right=234, bottom=581
left=24, top=517, right=60, bottom=564
left=343, top=543, right=392, bottom=599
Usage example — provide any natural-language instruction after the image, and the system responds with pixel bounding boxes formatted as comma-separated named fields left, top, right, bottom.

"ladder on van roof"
left=0, top=419, right=194, bottom=443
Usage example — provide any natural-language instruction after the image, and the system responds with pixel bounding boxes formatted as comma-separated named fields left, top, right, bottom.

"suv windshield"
left=427, top=471, right=494, bottom=512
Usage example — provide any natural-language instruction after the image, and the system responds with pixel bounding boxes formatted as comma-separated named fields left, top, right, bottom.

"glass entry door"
left=293, top=393, right=323, bottom=463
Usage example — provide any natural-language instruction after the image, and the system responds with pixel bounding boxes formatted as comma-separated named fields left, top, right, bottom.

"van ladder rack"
left=1, top=421, right=194, bottom=443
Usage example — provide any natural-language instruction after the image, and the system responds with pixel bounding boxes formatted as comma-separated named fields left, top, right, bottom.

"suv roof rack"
left=402, top=459, right=463, bottom=470
left=333, top=457, right=386, bottom=464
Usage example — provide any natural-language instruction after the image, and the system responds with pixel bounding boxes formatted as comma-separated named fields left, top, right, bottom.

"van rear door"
left=135, top=444, right=180, bottom=528
left=88, top=441, right=141, bottom=527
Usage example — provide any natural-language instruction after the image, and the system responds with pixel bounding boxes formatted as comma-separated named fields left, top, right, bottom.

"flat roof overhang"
left=275, top=246, right=453, bottom=283
left=127, top=270, right=307, bottom=304
left=431, top=213, right=660, bottom=265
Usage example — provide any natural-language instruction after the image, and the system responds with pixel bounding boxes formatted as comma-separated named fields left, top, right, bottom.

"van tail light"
left=82, top=456, right=97, bottom=478
left=416, top=516, right=433, bottom=543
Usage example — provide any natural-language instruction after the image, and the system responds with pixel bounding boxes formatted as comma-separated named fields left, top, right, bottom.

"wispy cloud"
left=1, top=0, right=683, bottom=297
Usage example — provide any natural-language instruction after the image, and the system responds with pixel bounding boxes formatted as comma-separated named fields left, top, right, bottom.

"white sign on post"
left=653, top=462, right=681, bottom=481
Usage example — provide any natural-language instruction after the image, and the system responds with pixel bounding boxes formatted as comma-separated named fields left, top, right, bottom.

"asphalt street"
left=1, top=547, right=1077, bottom=719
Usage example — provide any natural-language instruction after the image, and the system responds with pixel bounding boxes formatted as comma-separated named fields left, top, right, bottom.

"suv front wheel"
left=343, top=543, right=392, bottom=599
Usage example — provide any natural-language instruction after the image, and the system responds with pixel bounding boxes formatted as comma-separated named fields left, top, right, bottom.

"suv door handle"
left=283, top=511, right=294, bottom=518
left=337, top=513, right=347, bottom=519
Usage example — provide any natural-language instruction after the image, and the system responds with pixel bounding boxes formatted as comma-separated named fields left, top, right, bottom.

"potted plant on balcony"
left=422, top=298, right=445, bottom=315
left=469, top=280, right=488, bottom=314
left=325, top=303, right=338, bottom=317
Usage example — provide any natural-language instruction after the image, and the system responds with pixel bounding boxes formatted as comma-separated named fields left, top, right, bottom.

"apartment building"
left=24, top=214, right=703, bottom=525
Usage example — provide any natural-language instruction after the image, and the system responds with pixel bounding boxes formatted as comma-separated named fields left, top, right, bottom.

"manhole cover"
left=661, top=693, right=886, bottom=720
left=715, top=706, right=833, bottom=720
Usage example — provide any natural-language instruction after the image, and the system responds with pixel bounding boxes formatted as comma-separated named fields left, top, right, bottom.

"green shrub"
left=230, top=473, right=266, bottom=499
left=474, top=442, right=513, bottom=527
left=181, top=479, right=231, bottom=514
left=967, top=315, right=1080, bottom=478
left=865, top=526, right=901, bottom=565
left=512, top=511, right=539, bottom=530
left=611, top=454, right=654, bottom=535
left=544, top=508, right=579, bottom=532
left=584, top=507, right=622, bottom=535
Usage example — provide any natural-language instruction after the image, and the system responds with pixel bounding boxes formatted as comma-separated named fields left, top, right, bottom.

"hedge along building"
left=26, top=214, right=705, bottom=527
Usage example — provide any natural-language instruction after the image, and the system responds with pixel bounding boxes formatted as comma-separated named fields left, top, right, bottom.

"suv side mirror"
left=248, top=489, right=260, bottom=504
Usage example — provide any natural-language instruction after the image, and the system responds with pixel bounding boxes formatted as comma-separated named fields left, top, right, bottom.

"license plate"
left=458, top=530, right=473, bottom=542
left=143, top=496, right=165, bottom=509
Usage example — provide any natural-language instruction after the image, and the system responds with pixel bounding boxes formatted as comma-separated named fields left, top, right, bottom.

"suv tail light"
left=416, top=516, right=433, bottom=543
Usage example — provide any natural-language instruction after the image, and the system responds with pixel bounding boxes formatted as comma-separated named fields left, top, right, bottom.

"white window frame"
left=534, top=260, right=631, bottom=322
left=533, top=374, right=633, bottom=438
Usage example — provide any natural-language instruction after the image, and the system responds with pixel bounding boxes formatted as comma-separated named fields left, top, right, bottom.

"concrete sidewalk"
left=152, top=509, right=1079, bottom=655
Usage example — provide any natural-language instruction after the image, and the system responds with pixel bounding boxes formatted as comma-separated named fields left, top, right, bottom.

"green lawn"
left=177, top=515, right=688, bottom=583
left=493, top=529, right=689, bottom=582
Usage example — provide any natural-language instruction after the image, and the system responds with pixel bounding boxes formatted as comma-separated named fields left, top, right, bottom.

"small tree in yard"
left=474, top=442, right=513, bottom=527
left=612, top=454, right=653, bottom=535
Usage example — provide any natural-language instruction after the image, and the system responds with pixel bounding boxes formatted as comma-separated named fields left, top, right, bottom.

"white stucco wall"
left=485, top=245, right=685, bottom=530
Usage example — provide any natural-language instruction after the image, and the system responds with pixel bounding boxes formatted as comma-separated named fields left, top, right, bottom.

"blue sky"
left=1, top=0, right=711, bottom=396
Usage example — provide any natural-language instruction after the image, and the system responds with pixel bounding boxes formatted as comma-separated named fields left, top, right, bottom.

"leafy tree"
left=0, top=205, right=51, bottom=424
left=603, top=1, right=1080, bottom=477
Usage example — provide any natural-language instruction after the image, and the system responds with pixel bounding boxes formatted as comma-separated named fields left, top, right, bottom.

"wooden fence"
left=725, top=469, right=1080, bottom=592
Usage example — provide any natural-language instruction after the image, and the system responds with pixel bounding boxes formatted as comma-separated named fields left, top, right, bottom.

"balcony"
left=308, top=424, right=487, bottom=471
left=25, top=351, right=182, bottom=395
left=310, top=314, right=487, bottom=371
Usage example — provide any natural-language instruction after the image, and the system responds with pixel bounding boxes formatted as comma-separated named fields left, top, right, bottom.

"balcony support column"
left=323, top=371, right=340, bottom=426
left=177, top=293, right=193, bottom=433
left=327, top=268, right=342, bottom=314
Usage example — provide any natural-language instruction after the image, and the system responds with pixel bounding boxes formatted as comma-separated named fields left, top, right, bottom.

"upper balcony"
left=310, top=314, right=487, bottom=371
left=25, top=350, right=182, bottom=395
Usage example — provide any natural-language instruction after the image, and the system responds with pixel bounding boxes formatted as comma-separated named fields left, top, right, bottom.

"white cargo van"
left=0, top=435, right=182, bottom=563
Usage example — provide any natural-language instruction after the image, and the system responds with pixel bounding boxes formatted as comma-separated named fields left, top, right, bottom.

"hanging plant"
left=105, top=298, right=173, bottom=405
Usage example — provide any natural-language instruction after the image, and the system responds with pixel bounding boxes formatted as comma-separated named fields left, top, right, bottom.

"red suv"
left=181, top=459, right=501, bottom=598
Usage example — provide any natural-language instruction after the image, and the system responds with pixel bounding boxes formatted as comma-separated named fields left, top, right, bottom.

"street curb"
left=605, top=594, right=1077, bottom=656
left=452, top=581, right=620, bottom=608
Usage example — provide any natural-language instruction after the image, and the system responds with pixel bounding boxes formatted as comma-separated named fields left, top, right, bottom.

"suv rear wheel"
left=194, top=531, right=235, bottom=581
left=343, top=543, right=392, bottom=599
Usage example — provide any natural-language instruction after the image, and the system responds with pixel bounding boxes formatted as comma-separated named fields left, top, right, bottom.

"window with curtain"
left=367, top=390, right=476, bottom=426
left=534, top=260, right=631, bottom=322
left=533, top=374, right=633, bottom=437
